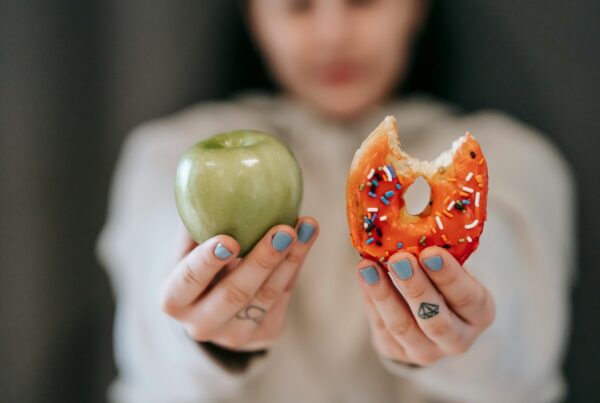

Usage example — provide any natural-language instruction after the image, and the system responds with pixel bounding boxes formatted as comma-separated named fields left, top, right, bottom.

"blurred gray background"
left=1, top=1, right=598, bottom=402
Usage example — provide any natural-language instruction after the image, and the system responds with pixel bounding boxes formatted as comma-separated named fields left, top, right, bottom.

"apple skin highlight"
left=175, top=130, right=303, bottom=257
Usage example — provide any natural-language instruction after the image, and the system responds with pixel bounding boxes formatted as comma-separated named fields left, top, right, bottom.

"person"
left=95, top=0, right=576, bottom=402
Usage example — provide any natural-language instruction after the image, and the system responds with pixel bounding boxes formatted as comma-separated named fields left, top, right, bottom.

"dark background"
left=1, top=1, right=598, bottom=402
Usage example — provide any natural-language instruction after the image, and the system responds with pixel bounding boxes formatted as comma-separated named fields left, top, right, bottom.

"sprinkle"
left=459, top=191, right=470, bottom=197
left=366, top=181, right=372, bottom=186
left=363, top=222, right=367, bottom=229
left=387, top=164, right=396, bottom=179
left=475, top=192, right=481, bottom=207
left=442, top=244, right=451, bottom=249
left=470, top=151, right=476, bottom=159
left=397, top=242, right=404, bottom=249
left=431, top=227, right=437, bottom=234
left=447, top=177, right=457, bottom=182
left=359, top=183, right=365, bottom=191
left=365, top=222, right=376, bottom=232
left=475, top=175, right=483, bottom=180
left=384, top=190, right=394, bottom=198
left=376, top=227, right=383, bottom=237
left=441, top=234, right=448, bottom=242
left=374, top=172, right=382, bottom=181
left=380, top=196, right=390, bottom=205
left=372, top=179, right=379, bottom=186
left=443, top=196, right=450, bottom=204
left=462, top=186, right=474, bottom=193
left=367, top=207, right=379, bottom=212
left=465, top=172, right=473, bottom=181
left=368, top=192, right=377, bottom=198
left=419, top=235, right=426, bottom=245
left=366, top=237, right=375, bottom=245
left=379, top=215, right=387, bottom=221
left=464, top=219, right=479, bottom=229
left=477, top=182, right=484, bottom=188
left=371, top=213, right=378, bottom=222
left=461, top=199, right=470, bottom=204
left=376, top=240, right=383, bottom=246
left=478, top=158, right=485, bottom=165
left=383, top=165, right=393, bottom=181
left=458, top=238, right=465, bottom=243
left=446, top=200, right=456, bottom=211
left=466, top=236, right=473, bottom=243
left=377, top=166, right=383, bottom=171
left=367, top=168, right=375, bottom=179
left=443, top=210, right=454, bottom=218
left=435, top=216, right=444, bottom=230
left=370, top=184, right=376, bottom=192
left=435, top=211, right=442, bottom=217
left=395, top=183, right=402, bottom=190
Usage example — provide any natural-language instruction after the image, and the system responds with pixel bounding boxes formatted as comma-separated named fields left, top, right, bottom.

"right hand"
left=160, top=216, right=319, bottom=351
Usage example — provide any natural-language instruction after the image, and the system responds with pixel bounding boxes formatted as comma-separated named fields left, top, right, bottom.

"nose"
left=313, top=2, right=352, bottom=50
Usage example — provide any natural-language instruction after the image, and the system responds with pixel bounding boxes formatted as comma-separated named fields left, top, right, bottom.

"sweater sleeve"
left=95, top=122, right=273, bottom=403
left=376, top=116, right=577, bottom=403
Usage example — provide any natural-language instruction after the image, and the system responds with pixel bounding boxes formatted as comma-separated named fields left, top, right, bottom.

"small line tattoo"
left=235, top=304, right=266, bottom=324
left=418, top=302, right=439, bottom=319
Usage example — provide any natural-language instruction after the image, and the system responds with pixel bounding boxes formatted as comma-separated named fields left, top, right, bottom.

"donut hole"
left=403, top=176, right=431, bottom=216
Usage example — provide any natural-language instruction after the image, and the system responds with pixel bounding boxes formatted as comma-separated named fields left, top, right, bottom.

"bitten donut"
left=345, top=116, right=488, bottom=266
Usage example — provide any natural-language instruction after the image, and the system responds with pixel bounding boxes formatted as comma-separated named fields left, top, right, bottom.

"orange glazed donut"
left=346, top=116, right=488, bottom=266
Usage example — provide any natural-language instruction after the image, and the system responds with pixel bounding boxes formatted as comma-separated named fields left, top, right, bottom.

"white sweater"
left=95, top=93, right=576, bottom=403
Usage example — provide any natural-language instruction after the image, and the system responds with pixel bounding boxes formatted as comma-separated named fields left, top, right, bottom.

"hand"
left=160, top=216, right=319, bottom=351
left=356, top=246, right=496, bottom=366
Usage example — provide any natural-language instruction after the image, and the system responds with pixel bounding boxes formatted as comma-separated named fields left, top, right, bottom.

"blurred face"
left=248, top=0, right=424, bottom=120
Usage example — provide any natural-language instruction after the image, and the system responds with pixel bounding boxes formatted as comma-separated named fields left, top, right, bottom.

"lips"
left=316, top=62, right=364, bottom=85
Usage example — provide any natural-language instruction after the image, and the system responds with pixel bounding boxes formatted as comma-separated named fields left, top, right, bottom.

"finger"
left=175, top=221, right=198, bottom=260
left=356, top=259, right=439, bottom=361
left=386, top=252, right=477, bottom=355
left=223, top=217, right=319, bottom=330
left=185, top=224, right=298, bottom=331
left=358, top=291, right=409, bottom=362
left=418, top=247, right=496, bottom=329
left=161, top=234, right=240, bottom=314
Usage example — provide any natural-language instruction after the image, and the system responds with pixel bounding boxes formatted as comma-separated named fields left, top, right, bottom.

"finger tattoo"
left=235, top=304, right=266, bottom=324
left=417, top=302, right=439, bottom=319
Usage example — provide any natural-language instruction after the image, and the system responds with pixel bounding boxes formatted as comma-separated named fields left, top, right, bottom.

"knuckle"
left=220, top=334, right=246, bottom=350
left=284, top=250, right=304, bottom=265
left=182, top=262, right=202, bottom=286
left=435, top=270, right=461, bottom=287
left=478, top=294, right=496, bottom=328
left=388, top=320, right=412, bottom=337
left=426, top=316, right=453, bottom=337
left=222, top=281, right=251, bottom=306
left=370, top=286, right=391, bottom=302
left=403, top=283, right=428, bottom=300
left=448, top=339, right=471, bottom=355
left=413, top=351, right=440, bottom=366
left=254, top=252, right=276, bottom=272
left=453, top=289, right=476, bottom=309
left=255, top=283, right=280, bottom=304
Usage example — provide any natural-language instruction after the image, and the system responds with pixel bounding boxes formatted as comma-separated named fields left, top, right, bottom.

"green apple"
left=175, top=130, right=303, bottom=257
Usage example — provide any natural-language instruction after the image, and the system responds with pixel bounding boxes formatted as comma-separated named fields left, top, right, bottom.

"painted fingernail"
left=272, top=231, right=293, bottom=251
left=297, top=222, right=315, bottom=244
left=424, top=255, right=443, bottom=271
left=390, top=259, right=413, bottom=280
left=359, top=265, right=379, bottom=285
left=214, top=242, right=232, bottom=260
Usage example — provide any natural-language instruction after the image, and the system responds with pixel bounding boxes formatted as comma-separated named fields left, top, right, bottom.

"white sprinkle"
left=367, top=168, right=375, bottom=179
left=475, top=192, right=481, bottom=207
left=465, top=219, right=479, bottom=229
left=465, top=171, right=473, bottom=181
left=382, top=166, right=393, bottom=181
left=466, top=236, right=473, bottom=243
left=435, top=216, right=444, bottom=230
left=379, top=215, right=387, bottom=221
left=367, top=207, right=379, bottom=212
left=462, top=186, right=474, bottom=193
left=364, top=222, right=368, bottom=229
left=446, top=200, right=455, bottom=211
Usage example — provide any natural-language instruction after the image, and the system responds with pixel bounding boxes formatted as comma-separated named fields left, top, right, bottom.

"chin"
left=311, top=90, right=384, bottom=122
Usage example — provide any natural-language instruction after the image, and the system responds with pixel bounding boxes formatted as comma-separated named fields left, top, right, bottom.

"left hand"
left=356, top=246, right=496, bottom=366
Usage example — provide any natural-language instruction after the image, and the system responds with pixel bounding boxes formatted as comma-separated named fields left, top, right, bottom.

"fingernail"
left=297, top=222, right=315, bottom=244
left=423, top=255, right=443, bottom=271
left=214, top=242, right=232, bottom=260
left=390, top=259, right=413, bottom=280
left=272, top=231, right=293, bottom=251
left=359, top=265, right=379, bottom=285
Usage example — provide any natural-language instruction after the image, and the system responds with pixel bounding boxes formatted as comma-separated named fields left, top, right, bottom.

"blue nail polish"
left=424, top=255, right=443, bottom=271
left=214, top=243, right=232, bottom=260
left=297, top=222, right=315, bottom=244
left=360, top=266, right=379, bottom=285
left=391, top=259, right=413, bottom=280
left=272, top=231, right=293, bottom=251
